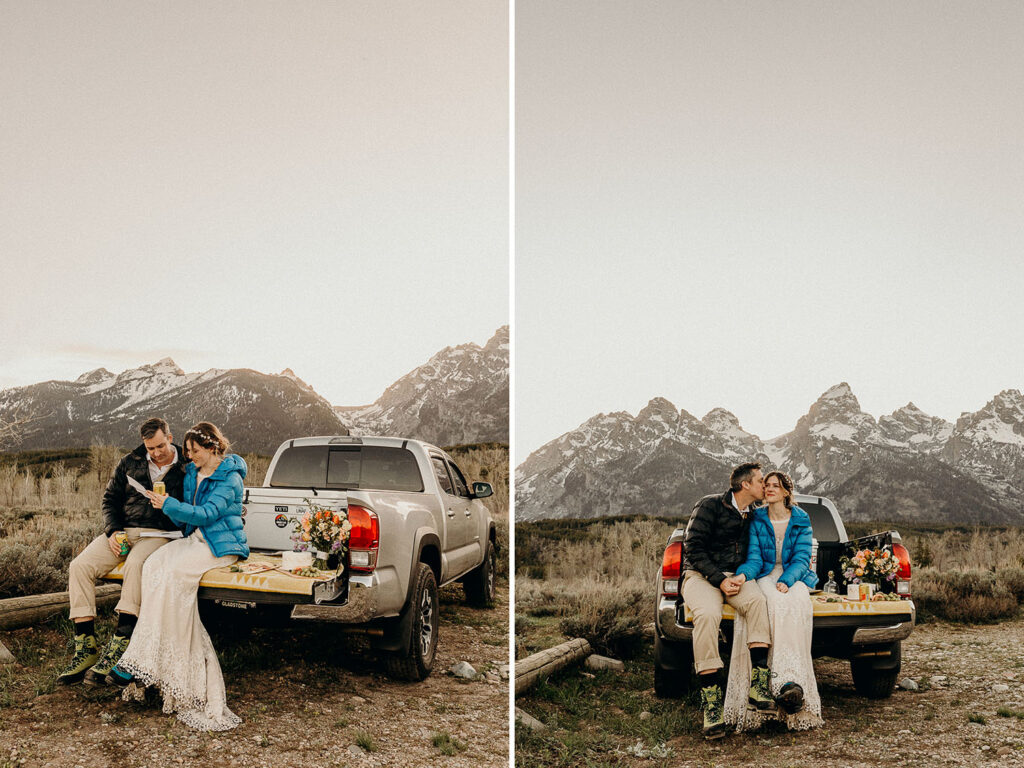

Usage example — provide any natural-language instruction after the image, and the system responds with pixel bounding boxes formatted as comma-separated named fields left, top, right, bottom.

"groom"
left=682, top=461, right=774, bottom=739
left=57, top=417, right=186, bottom=685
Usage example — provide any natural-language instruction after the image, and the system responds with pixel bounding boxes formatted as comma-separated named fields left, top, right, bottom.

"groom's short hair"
left=730, top=462, right=762, bottom=491
left=140, top=417, right=170, bottom=440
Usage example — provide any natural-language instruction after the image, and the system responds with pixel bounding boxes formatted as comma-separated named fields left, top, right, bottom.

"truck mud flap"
left=369, top=594, right=417, bottom=653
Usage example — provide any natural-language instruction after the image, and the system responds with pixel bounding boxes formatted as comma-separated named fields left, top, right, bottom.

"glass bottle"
left=824, top=570, right=838, bottom=594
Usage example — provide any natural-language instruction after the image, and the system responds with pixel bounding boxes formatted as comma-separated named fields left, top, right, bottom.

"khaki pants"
left=68, top=528, right=172, bottom=620
left=682, top=569, right=771, bottom=673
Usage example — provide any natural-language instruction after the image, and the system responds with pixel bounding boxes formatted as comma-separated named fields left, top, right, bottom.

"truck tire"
left=385, top=563, right=439, bottom=681
left=654, top=632, right=694, bottom=698
left=850, top=642, right=901, bottom=699
left=463, top=540, right=496, bottom=608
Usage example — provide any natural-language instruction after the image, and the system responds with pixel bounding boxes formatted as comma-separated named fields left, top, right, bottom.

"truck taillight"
left=661, top=542, right=683, bottom=597
left=892, top=542, right=912, bottom=597
left=348, top=504, right=379, bottom=572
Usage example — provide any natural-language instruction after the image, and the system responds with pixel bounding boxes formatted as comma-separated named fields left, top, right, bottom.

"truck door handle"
left=464, top=509, right=472, bottom=517
left=447, top=509, right=455, bottom=518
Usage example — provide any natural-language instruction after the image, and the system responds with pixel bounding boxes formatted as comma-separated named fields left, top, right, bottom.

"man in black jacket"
left=682, top=462, right=773, bottom=738
left=58, top=417, right=187, bottom=685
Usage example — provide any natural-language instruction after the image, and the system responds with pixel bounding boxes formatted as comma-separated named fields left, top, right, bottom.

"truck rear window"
left=798, top=501, right=841, bottom=542
left=269, top=445, right=424, bottom=492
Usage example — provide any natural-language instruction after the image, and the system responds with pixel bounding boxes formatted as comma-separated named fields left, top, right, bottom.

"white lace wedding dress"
left=116, top=532, right=241, bottom=731
left=724, top=522, right=823, bottom=732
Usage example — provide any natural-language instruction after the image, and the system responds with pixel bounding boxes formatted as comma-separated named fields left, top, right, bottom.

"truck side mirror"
left=472, top=482, right=493, bottom=499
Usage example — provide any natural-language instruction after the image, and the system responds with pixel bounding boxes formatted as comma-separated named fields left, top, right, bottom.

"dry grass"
left=0, top=443, right=509, bottom=597
left=516, top=519, right=676, bottom=658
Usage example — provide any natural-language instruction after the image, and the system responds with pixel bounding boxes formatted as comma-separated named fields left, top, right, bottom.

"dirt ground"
left=0, top=582, right=510, bottom=768
left=515, top=617, right=1024, bottom=767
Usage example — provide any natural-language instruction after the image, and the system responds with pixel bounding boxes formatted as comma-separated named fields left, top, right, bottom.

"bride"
left=107, top=421, right=248, bottom=731
left=725, top=470, right=823, bottom=731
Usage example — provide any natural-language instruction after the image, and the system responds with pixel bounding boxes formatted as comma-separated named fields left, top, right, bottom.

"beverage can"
left=115, top=532, right=130, bottom=557
left=153, top=481, right=166, bottom=495
left=858, top=583, right=874, bottom=601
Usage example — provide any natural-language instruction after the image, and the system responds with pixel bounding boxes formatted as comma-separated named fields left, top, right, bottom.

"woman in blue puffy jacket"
left=724, top=471, right=823, bottom=732
left=109, top=422, right=248, bottom=731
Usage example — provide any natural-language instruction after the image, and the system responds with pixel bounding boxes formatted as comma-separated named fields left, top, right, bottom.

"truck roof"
left=277, top=436, right=442, bottom=452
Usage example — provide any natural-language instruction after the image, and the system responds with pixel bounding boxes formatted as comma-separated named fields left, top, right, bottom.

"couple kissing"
left=682, top=461, right=823, bottom=738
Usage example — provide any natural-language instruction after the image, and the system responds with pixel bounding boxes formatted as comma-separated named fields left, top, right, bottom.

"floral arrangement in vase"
left=291, top=499, right=352, bottom=571
left=840, top=547, right=900, bottom=586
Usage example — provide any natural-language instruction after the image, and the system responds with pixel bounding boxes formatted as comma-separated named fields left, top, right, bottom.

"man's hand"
left=107, top=531, right=123, bottom=555
left=719, top=576, right=741, bottom=597
left=776, top=582, right=789, bottom=593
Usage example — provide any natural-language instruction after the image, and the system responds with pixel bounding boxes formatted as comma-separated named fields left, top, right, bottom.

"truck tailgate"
left=683, top=596, right=915, bottom=622
left=241, top=487, right=349, bottom=551
left=102, top=552, right=344, bottom=603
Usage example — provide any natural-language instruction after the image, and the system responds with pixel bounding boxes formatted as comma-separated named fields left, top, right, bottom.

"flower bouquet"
left=840, top=547, right=900, bottom=587
left=291, top=499, right=353, bottom=571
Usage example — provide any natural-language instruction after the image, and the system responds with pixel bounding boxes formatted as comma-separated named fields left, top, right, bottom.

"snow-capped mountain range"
left=336, top=326, right=509, bottom=447
left=516, top=383, right=1024, bottom=525
left=0, top=328, right=508, bottom=454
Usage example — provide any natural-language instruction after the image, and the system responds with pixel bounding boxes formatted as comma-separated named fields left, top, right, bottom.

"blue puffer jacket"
left=162, top=453, right=249, bottom=559
left=735, top=505, right=817, bottom=589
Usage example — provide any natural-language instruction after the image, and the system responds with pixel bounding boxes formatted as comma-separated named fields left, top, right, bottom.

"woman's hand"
left=776, top=582, right=789, bottom=593
left=144, top=490, right=168, bottom=509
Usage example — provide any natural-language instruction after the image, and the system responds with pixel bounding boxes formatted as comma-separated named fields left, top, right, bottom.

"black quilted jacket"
left=681, top=490, right=752, bottom=588
left=101, top=444, right=187, bottom=536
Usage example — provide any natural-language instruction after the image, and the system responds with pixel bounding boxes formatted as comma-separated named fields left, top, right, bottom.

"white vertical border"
left=507, top=0, right=516, bottom=764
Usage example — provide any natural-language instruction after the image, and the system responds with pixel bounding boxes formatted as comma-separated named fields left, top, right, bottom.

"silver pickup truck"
left=654, top=493, right=915, bottom=699
left=107, top=436, right=498, bottom=681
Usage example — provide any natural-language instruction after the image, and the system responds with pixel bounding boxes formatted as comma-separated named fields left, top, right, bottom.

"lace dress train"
left=723, top=564, right=823, bottom=732
left=116, top=533, right=240, bottom=731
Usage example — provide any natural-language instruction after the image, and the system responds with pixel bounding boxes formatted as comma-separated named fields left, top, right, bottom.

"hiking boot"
left=700, top=683, right=727, bottom=739
left=57, top=633, right=99, bottom=685
left=106, top=663, right=134, bottom=688
left=748, top=666, right=776, bottom=711
left=83, top=634, right=130, bottom=686
left=776, top=681, right=804, bottom=714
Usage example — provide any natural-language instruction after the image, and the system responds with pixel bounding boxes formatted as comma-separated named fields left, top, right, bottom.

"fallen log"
left=0, top=584, right=121, bottom=631
left=515, top=637, right=592, bottom=694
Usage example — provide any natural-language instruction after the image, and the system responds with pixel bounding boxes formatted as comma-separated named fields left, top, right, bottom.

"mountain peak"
left=821, top=382, right=854, bottom=401
left=278, top=368, right=310, bottom=388
left=146, top=358, right=184, bottom=376
left=75, top=367, right=113, bottom=385
left=702, top=407, right=741, bottom=427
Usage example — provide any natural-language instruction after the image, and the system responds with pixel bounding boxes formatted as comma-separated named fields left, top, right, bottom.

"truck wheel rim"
left=420, top=589, right=434, bottom=657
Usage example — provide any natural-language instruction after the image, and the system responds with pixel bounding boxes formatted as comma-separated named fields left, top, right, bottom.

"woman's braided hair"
left=183, top=421, right=230, bottom=455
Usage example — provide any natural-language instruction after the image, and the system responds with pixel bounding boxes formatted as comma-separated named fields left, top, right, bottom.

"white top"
left=147, top=445, right=178, bottom=483
left=730, top=492, right=749, bottom=513
left=771, top=517, right=788, bottom=566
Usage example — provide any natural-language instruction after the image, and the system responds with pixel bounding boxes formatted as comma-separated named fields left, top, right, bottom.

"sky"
left=515, top=0, right=1024, bottom=464
left=0, top=1, right=508, bottom=408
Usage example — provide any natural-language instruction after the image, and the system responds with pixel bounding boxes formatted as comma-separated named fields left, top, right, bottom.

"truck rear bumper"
left=290, top=569, right=400, bottom=623
left=657, top=597, right=693, bottom=642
